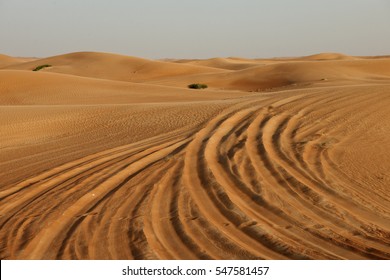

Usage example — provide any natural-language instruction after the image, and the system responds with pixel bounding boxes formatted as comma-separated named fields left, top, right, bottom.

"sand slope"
left=0, top=54, right=35, bottom=68
left=0, top=70, right=245, bottom=105
left=151, top=58, right=390, bottom=91
left=174, top=57, right=262, bottom=70
left=0, top=52, right=389, bottom=260
left=3, top=52, right=225, bottom=82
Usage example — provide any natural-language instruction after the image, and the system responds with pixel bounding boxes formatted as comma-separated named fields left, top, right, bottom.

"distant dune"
left=300, top=52, right=356, bottom=61
left=1, top=52, right=390, bottom=260
left=150, top=57, right=390, bottom=91
left=3, top=51, right=224, bottom=82
left=0, top=54, right=36, bottom=68
left=174, top=57, right=261, bottom=70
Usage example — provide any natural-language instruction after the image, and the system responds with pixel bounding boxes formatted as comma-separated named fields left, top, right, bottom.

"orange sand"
left=1, top=52, right=389, bottom=259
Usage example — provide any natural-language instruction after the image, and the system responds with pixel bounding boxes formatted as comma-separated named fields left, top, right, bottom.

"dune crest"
left=301, top=52, right=355, bottom=61
left=4, top=51, right=224, bottom=82
left=0, top=54, right=36, bottom=68
left=149, top=58, right=390, bottom=91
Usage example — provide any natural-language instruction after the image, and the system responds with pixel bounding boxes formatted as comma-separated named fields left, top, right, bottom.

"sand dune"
left=4, top=52, right=224, bottom=82
left=174, top=57, right=261, bottom=70
left=0, top=70, right=245, bottom=105
left=150, top=58, right=390, bottom=91
left=299, top=52, right=356, bottom=61
left=0, top=52, right=389, bottom=259
left=0, top=54, right=35, bottom=68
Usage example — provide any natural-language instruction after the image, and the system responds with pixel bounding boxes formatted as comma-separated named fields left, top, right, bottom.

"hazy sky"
left=1, top=0, right=389, bottom=58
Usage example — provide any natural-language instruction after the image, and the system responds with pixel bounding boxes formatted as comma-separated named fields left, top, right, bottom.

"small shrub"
left=188, top=83, right=208, bottom=89
left=32, top=64, right=52, bottom=71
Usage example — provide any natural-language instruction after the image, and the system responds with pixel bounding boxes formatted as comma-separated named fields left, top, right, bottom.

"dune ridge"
left=0, top=52, right=389, bottom=259
left=3, top=51, right=225, bottom=82
left=150, top=58, right=390, bottom=91
left=0, top=54, right=36, bottom=68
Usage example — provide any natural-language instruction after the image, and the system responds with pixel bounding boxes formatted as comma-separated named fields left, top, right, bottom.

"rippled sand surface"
left=1, top=52, right=390, bottom=259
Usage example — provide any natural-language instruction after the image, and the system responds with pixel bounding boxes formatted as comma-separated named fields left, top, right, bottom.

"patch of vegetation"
left=32, top=64, right=52, bottom=71
left=188, top=83, right=208, bottom=89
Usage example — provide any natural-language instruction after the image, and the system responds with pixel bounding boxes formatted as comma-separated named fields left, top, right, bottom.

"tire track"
left=1, top=85, right=390, bottom=259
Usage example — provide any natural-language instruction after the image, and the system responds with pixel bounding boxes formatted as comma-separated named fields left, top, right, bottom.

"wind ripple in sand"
left=1, top=87, right=390, bottom=259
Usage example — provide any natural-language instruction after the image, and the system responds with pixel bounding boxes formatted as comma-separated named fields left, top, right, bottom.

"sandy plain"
left=0, top=52, right=389, bottom=259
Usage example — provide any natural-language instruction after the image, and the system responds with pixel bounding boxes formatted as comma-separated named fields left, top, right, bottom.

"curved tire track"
left=1, top=85, right=390, bottom=259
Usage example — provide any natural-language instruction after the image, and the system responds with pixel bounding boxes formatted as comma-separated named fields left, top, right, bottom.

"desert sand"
left=0, top=52, right=389, bottom=259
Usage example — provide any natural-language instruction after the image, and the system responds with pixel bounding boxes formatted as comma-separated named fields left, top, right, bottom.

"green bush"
left=188, top=83, right=208, bottom=89
left=32, top=64, right=52, bottom=71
